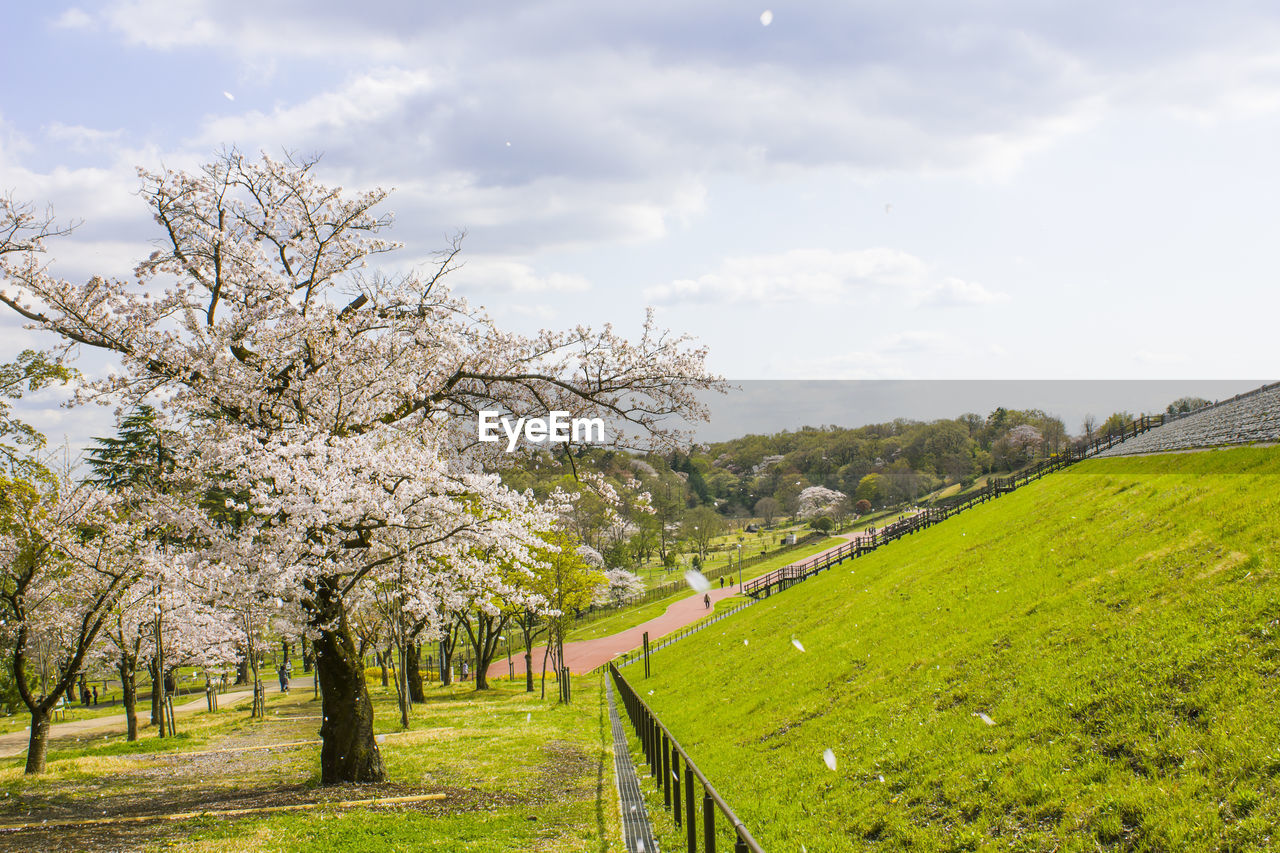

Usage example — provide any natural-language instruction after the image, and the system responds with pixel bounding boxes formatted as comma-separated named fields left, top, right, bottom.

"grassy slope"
left=641, top=447, right=1280, bottom=851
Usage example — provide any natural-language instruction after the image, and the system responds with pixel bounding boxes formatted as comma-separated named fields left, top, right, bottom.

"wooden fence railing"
left=743, top=412, right=1172, bottom=599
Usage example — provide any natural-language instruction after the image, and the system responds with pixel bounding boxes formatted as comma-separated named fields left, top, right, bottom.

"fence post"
left=653, top=717, right=661, bottom=778
left=704, top=792, right=716, bottom=853
left=641, top=710, right=649, bottom=772
left=663, top=732, right=672, bottom=809
left=685, top=767, right=697, bottom=853
left=672, top=750, right=682, bottom=829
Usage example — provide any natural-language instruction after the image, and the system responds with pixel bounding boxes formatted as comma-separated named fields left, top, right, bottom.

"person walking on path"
left=703, top=593, right=710, bottom=609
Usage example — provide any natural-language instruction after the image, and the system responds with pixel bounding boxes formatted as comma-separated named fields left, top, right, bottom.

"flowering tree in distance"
left=795, top=485, right=847, bottom=519
left=598, top=567, right=645, bottom=606
left=0, top=151, right=722, bottom=784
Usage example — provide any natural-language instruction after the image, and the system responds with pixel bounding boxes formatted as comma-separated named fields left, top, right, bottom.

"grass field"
left=637, top=447, right=1280, bottom=851
left=1, top=678, right=619, bottom=852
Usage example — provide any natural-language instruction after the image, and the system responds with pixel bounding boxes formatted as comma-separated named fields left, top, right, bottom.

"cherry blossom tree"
left=597, top=567, right=645, bottom=606
left=0, top=351, right=75, bottom=478
left=0, top=476, right=141, bottom=773
left=0, top=150, right=721, bottom=783
left=796, top=485, right=847, bottom=519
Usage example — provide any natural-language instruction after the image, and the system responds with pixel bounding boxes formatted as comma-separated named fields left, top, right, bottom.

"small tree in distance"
left=754, top=497, right=780, bottom=527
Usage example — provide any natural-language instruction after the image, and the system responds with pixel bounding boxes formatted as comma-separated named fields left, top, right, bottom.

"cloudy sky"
left=2, top=1, right=1277, bottom=447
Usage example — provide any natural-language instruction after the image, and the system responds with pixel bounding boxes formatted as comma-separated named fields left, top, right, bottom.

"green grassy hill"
left=640, top=446, right=1280, bottom=851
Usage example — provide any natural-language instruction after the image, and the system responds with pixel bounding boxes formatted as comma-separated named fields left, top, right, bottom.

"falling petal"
left=648, top=690, right=654, bottom=695
left=822, top=748, right=836, bottom=771
left=974, top=712, right=996, bottom=726
left=878, top=774, right=885, bottom=783
left=526, top=713, right=531, bottom=722
left=743, top=639, right=749, bottom=646
left=791, top=636, right=806, bottom=653
left=223, top=91, right=235, bottom=101
left=760, top=9, right=773, bottom=26
left=684, top=569, right=711, bottom=591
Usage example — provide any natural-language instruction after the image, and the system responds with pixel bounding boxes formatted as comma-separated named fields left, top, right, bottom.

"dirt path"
left=490, top=531, right=871, bottom=677
left=0, top=679, right=294, bottom=759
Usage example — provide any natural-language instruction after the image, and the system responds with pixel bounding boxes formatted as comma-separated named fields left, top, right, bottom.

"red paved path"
left=488, top=530, right=876, bottom=677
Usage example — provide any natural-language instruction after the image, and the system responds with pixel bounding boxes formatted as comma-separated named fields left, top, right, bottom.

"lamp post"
left=503, top=635, right=513, bottom=680
left=737, top=539, right=744, bottom=591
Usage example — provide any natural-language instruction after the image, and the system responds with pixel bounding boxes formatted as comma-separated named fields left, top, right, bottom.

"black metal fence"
left=610, top=663, right=764, bottom=853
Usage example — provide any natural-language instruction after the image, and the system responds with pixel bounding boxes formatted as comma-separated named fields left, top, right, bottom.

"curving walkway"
left=489, top=532, right=872, bottom=677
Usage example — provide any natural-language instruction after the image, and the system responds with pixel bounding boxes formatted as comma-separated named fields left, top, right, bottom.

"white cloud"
left=915, top=277, right=1010, bottom=307
left=52, top=8, right=93, bottom=29
left=768, top=330, right=961, bottom=379
left=196, top=68, right=435, bottom=149
left=99, top=0, right=405, bottom=57
left=36, top=239, right=150, bottom=282
left=447, top=258, right=591, bottom=295
left=101, top=0, right=221, bottom=49
left=644, top=249, right=1005, bottom=307
left=45, top=123, right=125, bottom=152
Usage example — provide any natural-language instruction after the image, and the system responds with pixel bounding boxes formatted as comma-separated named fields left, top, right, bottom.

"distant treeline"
left=500, top=397, right=1209, bottom=570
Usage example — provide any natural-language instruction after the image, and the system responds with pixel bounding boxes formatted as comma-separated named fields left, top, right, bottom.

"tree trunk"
left=439, top=636, right=454, bottom=687
left=149, top=660, right=161, bottom=725
left=312, top=584, right=385, bottom=785
left=377, top=650, right=389, bottom=687
left=524, top=649, right=534, bottom=693
left=407, top=643, right=425, bottom=702
left=301, top=635, right=313, bottom=673
left=24, top=707, right=51, bottom=775
left=120, top=653, right=138, bottom=742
